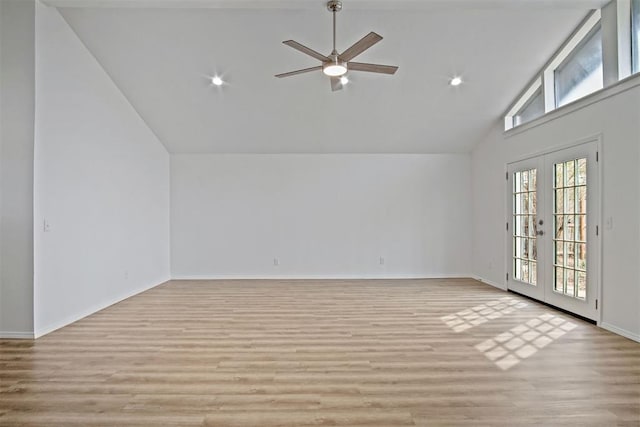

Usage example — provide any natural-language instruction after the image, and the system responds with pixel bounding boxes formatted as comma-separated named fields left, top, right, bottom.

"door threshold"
left=507, top=289, right=597, bottom=325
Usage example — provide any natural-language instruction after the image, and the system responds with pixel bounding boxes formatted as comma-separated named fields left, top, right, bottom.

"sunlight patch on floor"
left=475, top=312, right=578, bottom=370
left=440, top=296, right=528, bottom=332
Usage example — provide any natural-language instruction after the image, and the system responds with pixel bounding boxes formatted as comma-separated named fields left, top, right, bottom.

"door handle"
left=537, top=230, right=544, bottom=236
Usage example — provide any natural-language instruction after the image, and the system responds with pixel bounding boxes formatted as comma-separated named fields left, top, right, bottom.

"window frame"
left=504, top=10, right=601, bottom=131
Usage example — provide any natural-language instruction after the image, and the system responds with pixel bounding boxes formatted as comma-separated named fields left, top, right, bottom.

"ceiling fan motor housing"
left=327, top=1, right=342, bottom=12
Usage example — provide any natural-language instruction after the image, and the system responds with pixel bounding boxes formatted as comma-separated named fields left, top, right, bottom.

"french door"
left=507, top=141, right=600, bottom=321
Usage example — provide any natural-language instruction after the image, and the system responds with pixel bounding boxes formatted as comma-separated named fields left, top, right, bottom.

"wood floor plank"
left=1, top=278, right=638, bottom=426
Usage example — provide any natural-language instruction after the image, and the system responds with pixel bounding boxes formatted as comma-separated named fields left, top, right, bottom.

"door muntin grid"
left=553, top=158, right=587, bottom=300
left=513, top=168, right=537, bottom=285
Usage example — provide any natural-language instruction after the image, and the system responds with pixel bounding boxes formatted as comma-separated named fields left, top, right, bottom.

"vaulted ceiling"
left=53, top=1, right=603, bottom=153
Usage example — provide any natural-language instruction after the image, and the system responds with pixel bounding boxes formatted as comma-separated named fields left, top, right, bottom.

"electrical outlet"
left=379, top=256, right=385, bottom=265
left=273, top=258, right=279, bottom=266
left=43, top=219, right=51, bottom=232
left=124, top=270, right=129, bottom=280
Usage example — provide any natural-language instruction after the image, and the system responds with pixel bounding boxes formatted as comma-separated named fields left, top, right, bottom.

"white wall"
left=33, top=3, right=170, bottom=337
left=171, top=154, right=472, bottom=279
left=0, top=0, right=36, bottom=338
left=471, top=81, right=640, bottom=341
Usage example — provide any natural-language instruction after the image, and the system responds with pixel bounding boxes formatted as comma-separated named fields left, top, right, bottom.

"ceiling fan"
left=275, top=0, right=398, bottom=91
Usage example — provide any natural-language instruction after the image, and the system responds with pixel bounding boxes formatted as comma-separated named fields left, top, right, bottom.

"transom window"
left=554, top=23, right=603, bottom=107
left=505, top=1, right=639, bottom=131
left=514, top=88, right=544, bottom=127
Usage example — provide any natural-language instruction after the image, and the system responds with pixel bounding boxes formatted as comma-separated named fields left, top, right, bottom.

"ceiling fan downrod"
left=327, top=0, right=342, bottom=55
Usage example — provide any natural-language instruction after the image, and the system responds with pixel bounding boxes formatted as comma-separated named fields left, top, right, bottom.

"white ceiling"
left=56, top=1, right=597, bottom=153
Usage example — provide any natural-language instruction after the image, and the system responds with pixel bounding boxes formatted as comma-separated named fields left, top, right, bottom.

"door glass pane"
left=577, top=187, right=587, bottom=214
left=555, top=267, right=564, bottom=292
left=566, top=215, right=575, bottom=239
left=566, top=160, right=575, bottom=186
left=567, top=269, right=575, bottom=296
left=553, top=158, right=587, bottom=300
left=577, top=271, right=587, bottom=299
left=555, top=190, right=564, bottom=216
left=513, top=168, right=537, bottom=285
left=566, top=189, right=575, bottom=213
left=577, top=158, right=587, bottom=185
left=555, top=163, right=564, bottom=187
left=555, top=214, right=564, bottom=240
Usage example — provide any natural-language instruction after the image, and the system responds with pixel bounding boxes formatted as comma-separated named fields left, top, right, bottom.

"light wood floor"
left=1, top=279, right=639, bottom=426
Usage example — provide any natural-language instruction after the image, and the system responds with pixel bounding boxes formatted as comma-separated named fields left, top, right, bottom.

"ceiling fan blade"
left=348, top=62, right=398, bottom=75
left=339, top=32, right=383, bottom=62
left=330, top=76, right=343, bottom=92
left=275, top=66, right=323, bottom=78
left=283, top=40, right=329, bottom=62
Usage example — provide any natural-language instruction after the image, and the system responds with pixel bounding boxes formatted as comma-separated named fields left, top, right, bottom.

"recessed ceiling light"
left=340, top=76, right=349, bottom=85
left=211, top=76, right=223, bottom=86
left=450, top=76, right=463, bottom=86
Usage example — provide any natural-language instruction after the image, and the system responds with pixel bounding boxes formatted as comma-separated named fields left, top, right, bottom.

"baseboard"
left=170, top=273, right=473, bottom=281
left=34, top=277, right=169, bottom=338
left=470, top=275, right=507, bottom=291
left=600, top=322, right=640, bottom=343
left=0, top=331, right=35, bottom=339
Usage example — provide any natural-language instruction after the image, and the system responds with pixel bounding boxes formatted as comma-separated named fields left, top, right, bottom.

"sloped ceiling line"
left=57, top=5, right=590, bottom=153
left=55, top=6, right=172, bottom=153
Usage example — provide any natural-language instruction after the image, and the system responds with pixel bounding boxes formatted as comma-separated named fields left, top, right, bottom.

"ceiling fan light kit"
left=323, top=59, right=347, bottom=77
left=276, top=0, right=398, bottom=92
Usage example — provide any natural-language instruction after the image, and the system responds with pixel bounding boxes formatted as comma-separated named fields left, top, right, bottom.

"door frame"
left=504, top=134, right=603, bottom=324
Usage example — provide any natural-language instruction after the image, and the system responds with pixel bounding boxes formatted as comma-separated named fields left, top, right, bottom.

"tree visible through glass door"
left=513, top=168, right=538, bottom=285
left=553, top=158, right=588, bottom=300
